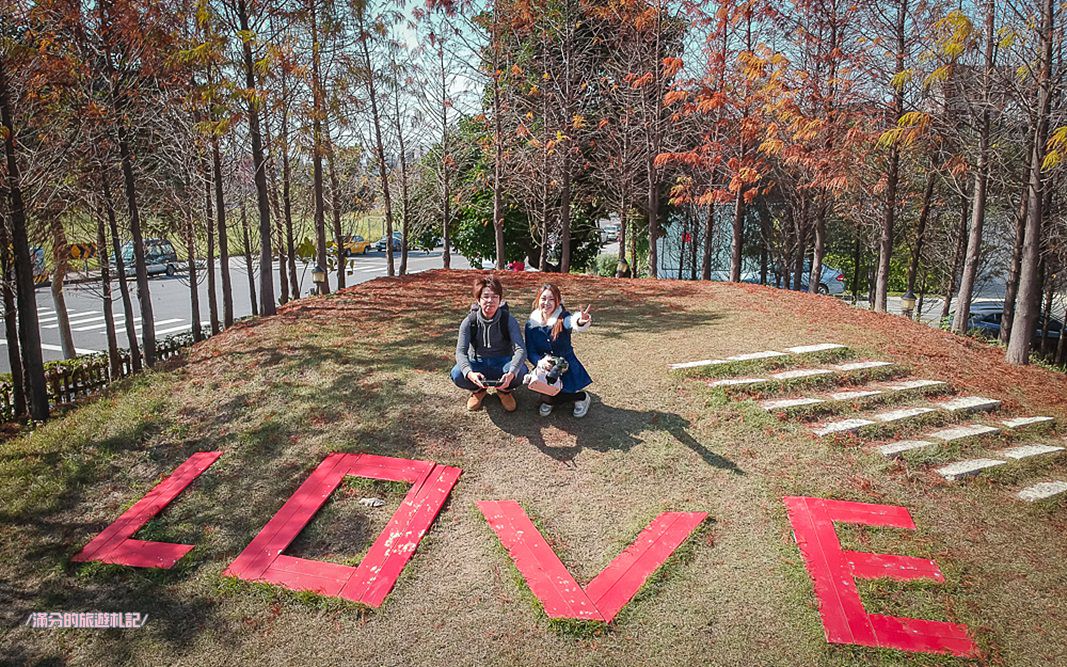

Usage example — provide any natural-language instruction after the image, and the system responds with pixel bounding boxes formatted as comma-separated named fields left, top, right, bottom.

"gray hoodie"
left=456, top=302, right=526, bottom=376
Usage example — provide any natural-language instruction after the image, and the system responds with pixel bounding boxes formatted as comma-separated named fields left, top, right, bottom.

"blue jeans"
left=451, top=356, right=522, bottom=392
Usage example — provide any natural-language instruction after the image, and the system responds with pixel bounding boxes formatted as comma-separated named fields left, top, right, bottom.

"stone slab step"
left=1017, top=480, right=1067, bottom=502
left=760, top=397, right=825, bottom=410
left=770, top=368, right=835, bottom=380
left=872, top=406, right=936, bottom=423
left=813, top=418, right=876, bottom=437
left=883, top=379, right=947, bottom=391
left=936, top=396, right=1001, bottom=413
left=996, top=444, right=1064, bottom=460
left=830, top=360, right=893, bottom=372
left=729, top=350, right=787, bottom=362
left=708, top=377, right=766, bottom=387
left=671, top=358, right=731, bottom=370
left=878, top=440, right=936, bottom=457
left=937, top=458, right=1006, bottom=481
left=784, top=343, right=847, bottom=354
left=1002, top=416, right=1055, bottom=429
left=671, top=343, right=848, bottom=370
left=829, top=389, right=884, bottom=401
left=928, top=424, right=1000, bottom=442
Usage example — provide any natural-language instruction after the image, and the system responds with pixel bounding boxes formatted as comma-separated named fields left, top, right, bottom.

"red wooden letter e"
left=783, top=496, right=978, bottom=658
left=224, top=453, right=460, bottom=607
left=72, top=451, right=223, bottom=569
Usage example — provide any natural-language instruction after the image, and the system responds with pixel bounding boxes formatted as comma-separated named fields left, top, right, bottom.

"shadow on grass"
left=487, top=397, right=744, bottom=474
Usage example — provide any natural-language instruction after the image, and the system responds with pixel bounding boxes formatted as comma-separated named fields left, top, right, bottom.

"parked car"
left=740, top=262, right=847, bottom=295
left=950, top=301, right=1062, bottom=343
left=373, top=232, right=404, bottom=252
left=328, top=235, right=371, bottom=257
left=600, top=223, right=620, bottom=243
left=115, top=239, right=179, bottom=277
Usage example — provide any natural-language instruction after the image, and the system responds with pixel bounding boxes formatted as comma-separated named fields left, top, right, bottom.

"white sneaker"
left=573, top=394, right=591, bottom=418
left=539, top=402, right=553, bottom=417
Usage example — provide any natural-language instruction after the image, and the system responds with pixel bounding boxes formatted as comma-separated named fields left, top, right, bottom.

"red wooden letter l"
left=72, top=451, right=223, bottom=569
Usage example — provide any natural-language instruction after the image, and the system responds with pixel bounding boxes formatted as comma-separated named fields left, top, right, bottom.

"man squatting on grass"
left=451, top=275, right=527, bottom=412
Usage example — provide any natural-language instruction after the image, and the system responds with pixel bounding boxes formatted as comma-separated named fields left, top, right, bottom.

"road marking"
left=154, top=323, right=196, bottom=336
left=78, top=317, right=141, bottom=331
left=0, top=339, right=100, bottom=355
left=36, top=311, right=81, bottom=324
left=44, top=314, right=106, bottom=329
left=133, top=318, right=184, bottom=332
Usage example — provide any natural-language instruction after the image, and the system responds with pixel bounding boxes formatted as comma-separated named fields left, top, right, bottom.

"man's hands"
left=466, top=371, right=487, bottom=389
left=467, top=370, right=515, bottom=389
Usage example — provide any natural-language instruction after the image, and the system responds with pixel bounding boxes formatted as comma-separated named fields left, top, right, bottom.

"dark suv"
left=117, top=239, right=179, bottom=277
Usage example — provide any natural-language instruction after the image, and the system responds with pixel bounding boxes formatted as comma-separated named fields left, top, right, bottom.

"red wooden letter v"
left=478, top=500, right=706, bottom=622
left=72, top=451, right=223, bottom=569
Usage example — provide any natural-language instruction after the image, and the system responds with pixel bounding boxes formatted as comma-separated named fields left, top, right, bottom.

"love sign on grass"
left=71, top=451, right=977, bottom=657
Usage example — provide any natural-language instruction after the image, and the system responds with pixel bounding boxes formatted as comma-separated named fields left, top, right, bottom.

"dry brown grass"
left=1, top=271, right=1065, bottom=666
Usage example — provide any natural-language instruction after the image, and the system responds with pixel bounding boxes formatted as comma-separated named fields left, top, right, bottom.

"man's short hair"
left=472, top=274, right=504, bottom=300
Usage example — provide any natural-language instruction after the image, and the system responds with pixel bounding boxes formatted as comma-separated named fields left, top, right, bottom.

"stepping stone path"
left=811, top=396, right=997, bottom=437
left=812, top=418, right=875, bottom=437
left=878, top=440, right=935, bottom=457
left=1002, top=416, right=1055, bottom=429
left=1017, top=481, right=1067, bottom=502
left=996, top=444, right=1064, bottom=460
left=937, top=459, right=1006, bottom=481
left=936, top=396, right=1001, bottom=413
left=717, top=361, right=894, bottom=390
left=878, top=416, right=1056, bottom=458
left=669, top=343, right=846, bottom=370
left=928, top=423, right=1000, bottom=442
left=754, top=373, right=933, bottom=407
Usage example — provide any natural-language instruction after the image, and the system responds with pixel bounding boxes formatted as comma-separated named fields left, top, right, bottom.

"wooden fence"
left=0, top=333, right=203, bottom=423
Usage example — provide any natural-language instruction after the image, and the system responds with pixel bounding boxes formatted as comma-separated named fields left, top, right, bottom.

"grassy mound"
left=1, top=270, right=1065, bottom=666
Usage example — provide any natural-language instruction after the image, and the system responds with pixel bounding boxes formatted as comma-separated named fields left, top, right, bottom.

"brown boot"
left=467, top=390, right=487, bottom=411
left=497, top=390, right=517, bottom=412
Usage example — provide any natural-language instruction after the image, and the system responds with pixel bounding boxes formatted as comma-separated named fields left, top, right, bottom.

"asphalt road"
left=1, top=249, right=470, bottom=374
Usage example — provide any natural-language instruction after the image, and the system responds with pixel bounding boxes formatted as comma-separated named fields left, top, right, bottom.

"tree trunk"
left=1006, top=0, right=1054, bottom=365
left=1000, top=169, right=1030, bottom=344
left=809, top=199, right=827, bottom=293
left=184, top=215, right=202, bottom=343
left=204, top=154, right=219, bottom=333
left=701, top=205, right=713, bottom=280
left=0, top=64, right=47, bottom=420
left=357, top=8, right=396, bottom=277
left=876, top=0, right=908, bottom=312
left=101, top=176, right=141, bottom=371
left=952, top=0, right=994, bottom=334
left=940, top=193, right=969, bottom=322
left=49, top=218, right=76, bottom=359
left=730, top=189, right=744, bottom=282
left=258, top=64, right=288, bottom=306
left=905, top=174, right=935, bottom=298
left=235, top=0, right=274, bottom=315
left=438, top=44, right=452, bottom=270
left=0, top=206, right=27, bottom=418
left=95, top=203, right=122, bottom=376
left=391, top=54, right=411, bottom=276
left=115, top=125, right=155, bottom=366
left=278, top=58, right=300, bottom=296
left=241, top=205, right=258, bottom=316
left=212, top=139, right=234, bottom=327
left=324, top=118, right=347, bottom=289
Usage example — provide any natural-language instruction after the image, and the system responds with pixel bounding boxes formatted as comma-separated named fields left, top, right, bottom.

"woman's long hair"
left=533, top=284, right=565, bottom=341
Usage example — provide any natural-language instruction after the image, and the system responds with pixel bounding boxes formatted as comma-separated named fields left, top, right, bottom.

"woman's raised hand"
left=577, top=304, right=593, bottom=325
